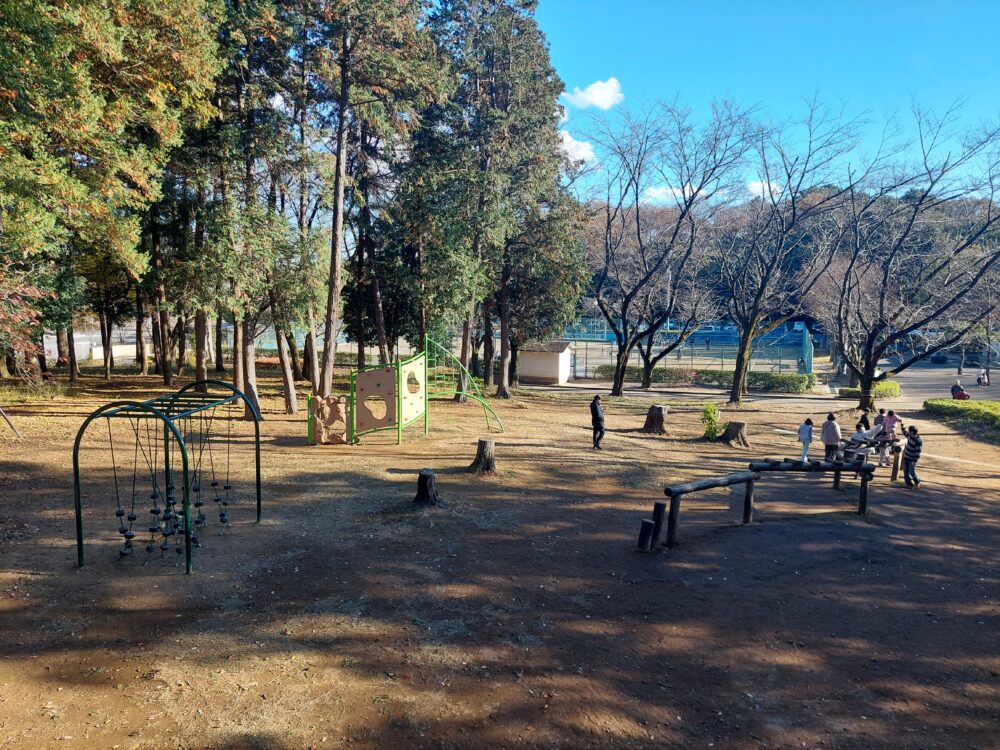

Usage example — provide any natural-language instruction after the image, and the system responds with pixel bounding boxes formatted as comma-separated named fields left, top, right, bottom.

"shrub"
left=702, top=403, right=722, bottom=441
left=838, top=380, right=901, bottom=400
left=923, top=398, right=1000, bottom=440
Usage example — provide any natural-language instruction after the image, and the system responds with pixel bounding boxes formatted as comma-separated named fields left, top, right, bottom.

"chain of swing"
left=106, top=399, right=238, bottom=561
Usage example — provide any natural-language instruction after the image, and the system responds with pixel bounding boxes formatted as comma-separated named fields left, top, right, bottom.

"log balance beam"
left=637, top=457, right=876, bottom=552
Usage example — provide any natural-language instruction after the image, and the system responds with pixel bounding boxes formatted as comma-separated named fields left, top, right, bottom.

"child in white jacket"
left=797, top=418, right=814, bottom=462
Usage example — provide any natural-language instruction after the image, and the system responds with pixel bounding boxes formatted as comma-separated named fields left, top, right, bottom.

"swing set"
left=72, top=380, right=262, bottom=574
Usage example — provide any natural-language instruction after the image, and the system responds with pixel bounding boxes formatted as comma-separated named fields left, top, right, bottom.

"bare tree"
left=588, top=102, right=750, bottom=396
left=812, top=108, right=1000, bottom=408
left=716, top=101, right=865, bottom=404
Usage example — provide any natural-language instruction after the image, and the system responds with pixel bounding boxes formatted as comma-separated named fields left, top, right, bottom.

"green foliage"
left=838, top=381, right=901, bottom=400
left=924, top=398, right=1000, bottom=442
left=593, top=365, right=817, bottom=392
left=702, top=403, right=722, bottom=441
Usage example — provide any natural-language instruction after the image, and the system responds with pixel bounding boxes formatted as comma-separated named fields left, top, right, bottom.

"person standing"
left=902, top=425, right=923, bottom=489
left=859, top=409, right=871, bottom=431
left=797, top=418, right=814, bottom=462
left=979, top=367, right=988, bottom=388
left=821, top=413, right=841, bottom=461
left=874, top=408, right=886, bottom=428
left=590, top=394, right=606, bottom=450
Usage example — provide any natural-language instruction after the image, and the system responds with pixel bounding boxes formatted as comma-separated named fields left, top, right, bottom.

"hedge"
left=837, top=381, right=901, bottom=400
left=923, top=398, right=1000, bottom=438
left=593, top=364, right=817, bottom=393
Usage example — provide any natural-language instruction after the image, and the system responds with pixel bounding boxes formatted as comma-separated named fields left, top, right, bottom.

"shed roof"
left=520, top=340, right=571, bottom=353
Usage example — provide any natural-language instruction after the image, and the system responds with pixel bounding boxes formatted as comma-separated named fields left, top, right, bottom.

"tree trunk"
left=136, top=295, right=149, bottom=375
left=468, top=437, right=497, bottom=475
left=510, top=344, right=519, bottom=386
left=318, top=29, right=350, bottom=399
left=454, top=311, right=471, bottom=403
left=286, top=330, right=304, bottom=380
left=99, top=308, right=112, bottom=380
left=269, top=290, right=299, bottom=415
left=611, top=341, right=631, bottom=397
left=857, top=370, right=877, bottom=411
left=55, top=327, right=68, bottom=367
left=233, top=314, right=245, bottom=393
left=354, top=244, right=366, bottom=370
left=175, top=313, right=188, bottom=376
left=151, top=315, right=162, bottom=375
left=35, top=331, right=48, bottom=375
left=482, top=310, right=495, bottom=387
left=242, top=316, right=262, bottom=420
left=67, top=322, right=79, bottom=382
left=496, top=265, right=512, bottom=398
left=413, top=468, right=444, bottom=506
left=642, top=404, right=669, bottom=434
left=720, top=420, right=751, bottom=448
left=305, top=305, right=320, bottom=396
left=215, top=313, right=226, bottom=372
left=728, top=333, right=753, bottom=404
left=151, top=213, right=173, bottom=387
left=195, top=309, right=208, bottom=391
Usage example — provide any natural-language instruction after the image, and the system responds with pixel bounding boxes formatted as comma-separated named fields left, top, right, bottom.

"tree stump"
left=720, top=420, right=751, bottom=449
left=468, top=437, right=497, bottom=475
left=413, top=469, right=444, bottom=506
left=642, top=404, right=669, bottom=434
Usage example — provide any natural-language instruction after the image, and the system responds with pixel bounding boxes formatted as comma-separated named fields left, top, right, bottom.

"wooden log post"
left=890, top=443, right=902, bottom=482
left=858, top=473, right=871, bottom=516
left=720, top=420, right=751, bottom=448
left=650, top=501, right=666, bottom=547
left=468, top=437, right=497, bottom=475
left=666, top=495, right=681, bottom=548
left=642, top=404, right=669, bottom=434
left=636, top=519, right=655, bottom=552
left=832, top=460, right=843, bottom=490
left=414, top=469, right=444, bottom=506
left=742, top=478, right=755, bottom=524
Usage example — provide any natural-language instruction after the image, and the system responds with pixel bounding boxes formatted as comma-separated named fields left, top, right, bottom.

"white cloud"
left=748, top=180, right=781, bottom=199
left=560, top=130, right=595, bottom=163
left=643, top=184, right=699, bottom=204
left=562, top=77, right=624, bottom=110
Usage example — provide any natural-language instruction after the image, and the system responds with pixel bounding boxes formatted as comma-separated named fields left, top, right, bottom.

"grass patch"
left=923, top=398, right=1000, bottom=443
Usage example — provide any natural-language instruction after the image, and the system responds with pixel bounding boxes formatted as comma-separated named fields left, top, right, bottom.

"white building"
left=518, top=341, right=572, bottom=385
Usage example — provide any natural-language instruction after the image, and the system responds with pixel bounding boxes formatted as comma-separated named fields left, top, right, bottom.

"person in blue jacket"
left=590, top=394, right=605, bottom=449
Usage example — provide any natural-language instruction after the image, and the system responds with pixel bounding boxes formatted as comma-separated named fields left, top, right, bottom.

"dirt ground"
left=1, top=371, right=998, bottom=750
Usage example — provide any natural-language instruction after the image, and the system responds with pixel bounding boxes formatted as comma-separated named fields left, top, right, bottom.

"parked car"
left=930, top=353, right=949, bottom=364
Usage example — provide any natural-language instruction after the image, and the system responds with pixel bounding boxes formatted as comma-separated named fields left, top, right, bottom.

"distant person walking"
left=902, top=425, right=923, bottom=489
left=821, top=413, right=841, bottom=461
left=798, top=418, right=814, bottom=462
left=979, top=367, right=988, bottom=387
left=590, top=395, right=605, bottom=450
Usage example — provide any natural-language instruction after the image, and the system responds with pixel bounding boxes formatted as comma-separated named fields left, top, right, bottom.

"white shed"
left=518, top=341, right=572, bottom=385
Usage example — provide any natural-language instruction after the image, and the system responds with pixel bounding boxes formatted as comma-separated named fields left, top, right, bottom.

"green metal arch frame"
left=175, top=379, right=262, bottom=522
left=72, top=400, right=194, bottom=574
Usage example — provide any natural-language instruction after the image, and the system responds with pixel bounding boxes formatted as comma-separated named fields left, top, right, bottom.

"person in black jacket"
left=590, top=395, right=605, bottom=449
left=902, top=425, right=923, bottom=488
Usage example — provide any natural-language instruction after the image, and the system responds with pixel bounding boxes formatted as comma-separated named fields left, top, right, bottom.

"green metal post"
left=348, top=369, right=356, bottom=444
left=396, top=360, right=403, bottom=445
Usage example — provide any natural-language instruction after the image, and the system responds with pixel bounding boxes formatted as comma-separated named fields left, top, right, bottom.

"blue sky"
left=538, top=0, right=1000, bottom=171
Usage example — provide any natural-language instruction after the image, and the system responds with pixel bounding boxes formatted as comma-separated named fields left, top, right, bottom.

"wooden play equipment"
left=308, top=335, right=503, bottom=446
left=636, top=455, right=878, bottom=552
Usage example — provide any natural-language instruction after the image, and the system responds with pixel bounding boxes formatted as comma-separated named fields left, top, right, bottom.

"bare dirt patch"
left=1, top=372, right=998, bottom=749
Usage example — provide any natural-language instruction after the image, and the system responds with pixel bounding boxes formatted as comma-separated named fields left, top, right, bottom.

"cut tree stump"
left=720, top=420, right=751, bottom=449
left=414, top=468, right=445, bottom=506
left=468, top=437, right=497, bottom=475
left=642, top=404, right=669, bottom=434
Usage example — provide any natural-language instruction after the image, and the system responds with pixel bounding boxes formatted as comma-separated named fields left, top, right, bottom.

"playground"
left=1, top=371, right=998, bottom=749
